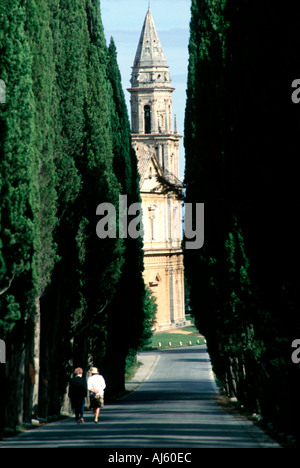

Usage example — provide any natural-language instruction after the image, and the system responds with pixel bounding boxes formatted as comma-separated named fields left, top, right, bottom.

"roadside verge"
left=124, top=352, right=161, bottom=394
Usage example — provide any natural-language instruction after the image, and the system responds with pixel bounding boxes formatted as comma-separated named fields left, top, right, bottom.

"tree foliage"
left=0, top=0, right=150, bottom=429
left=184, top=0, right=300, bottom=444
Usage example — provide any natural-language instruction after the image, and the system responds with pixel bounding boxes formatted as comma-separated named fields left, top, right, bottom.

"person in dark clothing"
left=69, top=367, right=88, bottom=424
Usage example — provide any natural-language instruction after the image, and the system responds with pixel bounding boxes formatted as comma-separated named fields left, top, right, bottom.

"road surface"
left=0, top=346, right=280, bottom=448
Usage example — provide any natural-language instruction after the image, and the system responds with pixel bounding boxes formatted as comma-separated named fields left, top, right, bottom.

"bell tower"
left=128, top=8, right=187, bottom=330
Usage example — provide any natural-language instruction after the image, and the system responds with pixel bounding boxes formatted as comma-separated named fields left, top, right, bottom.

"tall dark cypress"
left=38, top=0, right=89, bottom=418
left=107, top=38, right=133, bottom=193
left=22, top=0, right=60, bottom=423
left=221, top=0, right=300, bottom=439
left=184, top=0, right=300, bottom=444
left=0, top=0, right=153, bottom=430
left=184, top=0, right=227, bottom=362
left=0, top=0, right=37, bottom=428
left=102, top=38, right=153, bottom=396
left=72, top=0, right=125, bottom=367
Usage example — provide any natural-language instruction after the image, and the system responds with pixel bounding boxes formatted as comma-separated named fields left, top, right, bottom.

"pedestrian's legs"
left=74, top=400, right=85, bottom=423
left=80, top=400, right=85, bottom=423
left=94, top=407, right=100, bottom=423
left=74, top=402, right=81, bottom=423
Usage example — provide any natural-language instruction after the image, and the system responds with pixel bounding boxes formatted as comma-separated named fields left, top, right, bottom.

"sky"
left=99, top=0, right=192, bottom=179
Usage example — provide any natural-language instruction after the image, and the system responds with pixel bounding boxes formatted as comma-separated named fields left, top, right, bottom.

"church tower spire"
left=128, top=9, right=186, bottom=331
left=132, top=8, right=169, bottom=76
left=128, top=9, right=180, bottom=172
left=129, top=8, right=175, bottom=137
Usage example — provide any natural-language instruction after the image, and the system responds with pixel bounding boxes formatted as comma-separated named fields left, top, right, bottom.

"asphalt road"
left=0, top=346, right=280, bottom=448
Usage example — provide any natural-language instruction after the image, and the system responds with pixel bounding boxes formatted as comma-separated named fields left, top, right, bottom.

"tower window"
left=144, top=105, right=151, bottom=134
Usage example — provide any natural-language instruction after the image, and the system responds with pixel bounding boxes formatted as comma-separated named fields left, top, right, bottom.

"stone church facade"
left=128, top=8, right=187, bottom=330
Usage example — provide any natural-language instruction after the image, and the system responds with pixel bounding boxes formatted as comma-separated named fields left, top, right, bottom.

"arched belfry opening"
left=144, top=105, right=151, bottom=134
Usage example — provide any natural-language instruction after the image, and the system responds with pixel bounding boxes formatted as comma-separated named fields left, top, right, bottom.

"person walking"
left=69, top=367, right=88, bottom=424
left=88, top=367, right=106, bottom=423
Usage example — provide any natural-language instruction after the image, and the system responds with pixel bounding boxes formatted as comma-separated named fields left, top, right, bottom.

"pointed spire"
left=133, top=9, right=167, bottom=69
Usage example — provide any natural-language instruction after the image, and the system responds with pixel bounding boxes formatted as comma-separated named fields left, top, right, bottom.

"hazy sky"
left=100, top=0, right=192, bottom=178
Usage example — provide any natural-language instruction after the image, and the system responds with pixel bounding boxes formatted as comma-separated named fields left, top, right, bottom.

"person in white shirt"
left=88, top=367, right=106, bottom=423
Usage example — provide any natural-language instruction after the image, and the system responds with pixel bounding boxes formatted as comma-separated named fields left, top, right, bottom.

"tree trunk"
left=23, top=298, right=40, bottom=423
left=5, top=340, right=25, bottom=428
left=32, top=298, right=40, bottom=418
left=103, top=350, right=126, bottom=399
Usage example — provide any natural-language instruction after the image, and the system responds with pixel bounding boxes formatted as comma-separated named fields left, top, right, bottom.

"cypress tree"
left=221, top=0, right=300, bottom=437
left=102, top=38, right=152, bottom=397
left=38, top=0, right=126, bottom=416
left=107, top=38, right=133, bottom=193
left=0, top=0, right=37, bottom=428
left=184, top=0, right=227, bottom=361
left=0, top=0, right=154, bottom=428
left=22, top=0, right=59, bottom=422
left=184, top=0, right=300, bottom=443
left=38, top=0, right=88, bottom=418
left=72, top=0, right=125, bottom=367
